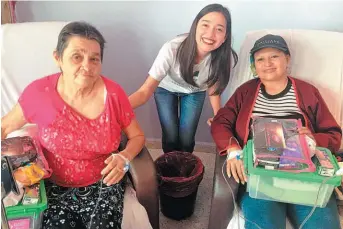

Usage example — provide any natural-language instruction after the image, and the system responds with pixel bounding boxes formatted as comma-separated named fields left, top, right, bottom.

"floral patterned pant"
left=42, top=178, right=125, bottom=229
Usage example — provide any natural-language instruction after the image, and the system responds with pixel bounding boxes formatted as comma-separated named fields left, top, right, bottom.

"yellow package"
left=13, top=163, right=45, bottom=186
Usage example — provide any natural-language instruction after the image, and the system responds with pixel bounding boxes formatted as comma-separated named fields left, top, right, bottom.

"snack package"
left=1, top=136, right=52, bottom=184
left=13, top=163, right=46, bottom=186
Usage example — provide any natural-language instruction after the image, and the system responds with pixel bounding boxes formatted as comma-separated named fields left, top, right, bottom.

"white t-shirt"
left=148, top=35, right=211, bottom=93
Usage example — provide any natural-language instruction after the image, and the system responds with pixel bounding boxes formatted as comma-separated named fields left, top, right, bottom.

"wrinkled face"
left=54, top=36, right=102, bottom=88
left=195, top=12, right=227, bottom=57
left=254, top=48, right=290, bottom=82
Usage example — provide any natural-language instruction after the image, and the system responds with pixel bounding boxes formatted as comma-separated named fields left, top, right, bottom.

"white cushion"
left=1, top=21, right=68, bottom=116
left=122, top=184, right=153, bottom=229
left=229, top=29, right=343, bottom=149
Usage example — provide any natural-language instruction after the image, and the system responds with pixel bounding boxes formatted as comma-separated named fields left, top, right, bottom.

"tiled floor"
left=149, top=149, right=215, bottom=229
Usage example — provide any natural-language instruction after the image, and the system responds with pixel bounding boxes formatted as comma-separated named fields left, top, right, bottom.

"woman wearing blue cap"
left=129, top=4, right=238, bottom=154
left=211, top=34, right=341, bottom=229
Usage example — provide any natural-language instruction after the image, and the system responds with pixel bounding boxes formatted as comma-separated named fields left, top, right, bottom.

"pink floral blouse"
left=19, top=73, right=134, bottom=187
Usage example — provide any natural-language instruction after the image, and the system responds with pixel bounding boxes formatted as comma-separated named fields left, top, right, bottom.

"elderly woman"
left=1, top=21, right=145, bottom=229
left=211, top=34, right=342, bottom=229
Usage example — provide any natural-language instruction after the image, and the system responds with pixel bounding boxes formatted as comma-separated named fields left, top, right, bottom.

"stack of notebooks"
left=251, top=118, right=313, bottom=171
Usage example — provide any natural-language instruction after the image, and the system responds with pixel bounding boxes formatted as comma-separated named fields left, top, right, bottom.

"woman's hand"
left=129, top=76, right=160, bottom=109
left=298, top=127, right=316, bottom=142
left=226, top=158, right=247, bottom=184
left=1, top=103, right=27, bottom=140
left=207, top=117, right=214, bottom=126
left=101, top=153, right=127, bottom=186
left=207, top=86, right=220, bottom=127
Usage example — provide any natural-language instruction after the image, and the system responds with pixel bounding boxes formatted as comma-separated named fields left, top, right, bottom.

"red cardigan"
left=211, top=77, right=342, bottom=155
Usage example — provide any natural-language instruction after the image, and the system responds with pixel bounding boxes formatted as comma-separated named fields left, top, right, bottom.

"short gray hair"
left=56, top=21, right=106, bottom=61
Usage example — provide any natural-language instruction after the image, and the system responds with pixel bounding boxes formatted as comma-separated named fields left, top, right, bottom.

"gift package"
left=1, top=136, right=48, bottom=207
left=251, top=117, right=316, bottom=173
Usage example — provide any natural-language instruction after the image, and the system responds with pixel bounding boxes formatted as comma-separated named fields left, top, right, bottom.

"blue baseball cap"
left=250, top=34, right=290, bottom=56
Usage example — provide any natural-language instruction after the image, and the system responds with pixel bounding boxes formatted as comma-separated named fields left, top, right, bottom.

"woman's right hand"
left=1, top=103, right=27, bottom=140
left=128, top=76, right=160, bottom=109
left=226, top=157, right=247, bottom=185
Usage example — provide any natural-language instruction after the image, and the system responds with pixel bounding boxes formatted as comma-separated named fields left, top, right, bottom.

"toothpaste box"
left=315, top=149, right=335, bottom=177
left=22, top=183, right=40, bottom=205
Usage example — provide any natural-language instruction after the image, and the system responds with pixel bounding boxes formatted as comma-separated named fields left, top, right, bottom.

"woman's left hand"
left=207, top=117, right=214, bottom=126
left=101, top=153, right=127, bottom=186
left=298, top=127, right=316, bottom=142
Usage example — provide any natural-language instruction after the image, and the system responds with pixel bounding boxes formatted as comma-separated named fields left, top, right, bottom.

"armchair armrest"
left=208, top=153, right=240, bottom=229
left=128, top=147, right=159, bottom=229
left=119, top=133, right=159, bottom=229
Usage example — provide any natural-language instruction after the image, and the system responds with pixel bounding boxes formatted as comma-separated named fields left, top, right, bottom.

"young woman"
left=129, top=3, right=238, bottom=153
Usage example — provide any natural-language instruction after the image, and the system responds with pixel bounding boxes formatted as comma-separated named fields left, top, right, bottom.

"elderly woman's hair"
left=56, top=21, right=106, bottom=61
left=176, top=4, right=238, bottom=95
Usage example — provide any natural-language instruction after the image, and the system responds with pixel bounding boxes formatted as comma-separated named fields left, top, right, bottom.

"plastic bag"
left=251, top=117, right=316, bottom=172
left=155, top=152, right=204, bottom=198
left=1, top=136, right=38, bottom=169
left=13, top=162, right=46, bottom=186
left=1, top=135, right=52, bottom=186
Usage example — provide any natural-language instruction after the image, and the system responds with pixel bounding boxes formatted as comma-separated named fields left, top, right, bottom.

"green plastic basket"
left=243, top=140, right=341, bottom=207
left=5, top=180, right=47, bottom=229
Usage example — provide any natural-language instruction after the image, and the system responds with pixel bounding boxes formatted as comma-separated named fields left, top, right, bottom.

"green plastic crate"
left=5, top=180, right=47, bottom=229
left=243, top=140, right=341, bottom=207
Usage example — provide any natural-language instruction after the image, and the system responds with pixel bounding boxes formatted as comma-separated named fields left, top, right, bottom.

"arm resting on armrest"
left=208, top=153, right=240, bottom=229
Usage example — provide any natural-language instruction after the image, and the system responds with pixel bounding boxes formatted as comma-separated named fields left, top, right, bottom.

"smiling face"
left=54, top=36, right=102, bottom=88
left=254, top=47, right=290, bottom=82
left=195, top=11, right=227, bottom=58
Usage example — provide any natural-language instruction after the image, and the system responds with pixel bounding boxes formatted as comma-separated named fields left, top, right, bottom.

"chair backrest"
left=1, top=21, right=68, bottom=116
left=229, top=29, right=343, bottom=149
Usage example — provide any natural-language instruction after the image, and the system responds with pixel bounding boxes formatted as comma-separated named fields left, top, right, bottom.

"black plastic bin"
left=155, top=151, right=204, bottom=220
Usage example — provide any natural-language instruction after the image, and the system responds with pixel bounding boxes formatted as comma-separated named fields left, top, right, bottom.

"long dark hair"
left=176, top=4, right=238, bottom=95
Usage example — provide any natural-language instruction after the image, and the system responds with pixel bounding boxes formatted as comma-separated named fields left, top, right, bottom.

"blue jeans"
left=154, top=87, right=206, bottom=153
left=240, top=192, right=341, bottom=229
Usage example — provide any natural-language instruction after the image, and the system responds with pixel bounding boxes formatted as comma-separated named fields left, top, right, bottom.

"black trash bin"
left=155, top=151, right=204, bottom=220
